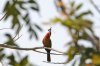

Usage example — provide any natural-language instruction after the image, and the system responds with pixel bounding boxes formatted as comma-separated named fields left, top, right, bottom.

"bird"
left=42, top=28, right=52, bottom=62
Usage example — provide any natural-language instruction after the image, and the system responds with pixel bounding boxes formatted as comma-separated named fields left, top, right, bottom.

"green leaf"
left=70, top=1, right=75, bottom=7
left=28, top=26, right=38, bottom=40
left=3, top=1, right=10, bottom=20
left=23, top=13, right=30, bottom=25
left=31, top=29, right=38, bottom=40
left=7, top=54, right=15, bottom=65
left=79, top=56, right=85, bottom=66
left=3, top=1, right=9, bottom=12
left=61, top=19, right=74, bottom=28
left=76, top=4, right=83, bottom=10
left=19, top=4, right=26, bottom=10
left=52, top=17, right=63, bottom=23
left=31, top=7, right=39, bottom=11
left=23, top=13, right=29, bottom=20
left=84, top=48, right=94, bottom=58
left=28, top=0, right=36, bottom=3
left=69, top=10, right=75, bottom=15
left=7, top=54, right=20, bottom=66
left=3, top=0, right=41, bottom=40
left=20, top=56, right=28, bottom=66
left=5, top=33, right=17, bottom=46
left=67, top=46, right=77, bottom=62
left=12, top=17, right=19, bottom=28
left=34, top=24, right=43, bottom=31
left=76, top=10, right=93, bottom=18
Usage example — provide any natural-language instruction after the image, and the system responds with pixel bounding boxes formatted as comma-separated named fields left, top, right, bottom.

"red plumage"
left=42, top=29, right=52, bottom=62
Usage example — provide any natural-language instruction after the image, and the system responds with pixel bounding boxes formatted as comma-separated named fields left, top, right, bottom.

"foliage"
left=7, top=54, right=33, bottom=66
left=3, top=0, right=42, bottom=40
left=0, top=0, right=42, bottom=66
left=0, top=0, right=100, bottom=66
left=52, top=0, right=100, bottom=66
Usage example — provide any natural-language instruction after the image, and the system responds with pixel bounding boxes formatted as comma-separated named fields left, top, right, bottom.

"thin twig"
left=0, top=13, right=7, bottom=21
left=0, top=27, right=22, bottom=42
left=33, top=49, right=65, bottom=55
left=90, top=0, right=100, bottom=14
left=0, top=28, right=11, bottom=30
left=43, top=61, right=66, bottom=64
left=13, top=25, right=23, bottom=41
left=0, top=44, right=66, bottom=55
left=14, top=35, right=22, bottom=42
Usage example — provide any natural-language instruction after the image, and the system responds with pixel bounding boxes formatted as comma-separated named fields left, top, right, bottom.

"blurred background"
left=0, top=0, right=100, bottom=66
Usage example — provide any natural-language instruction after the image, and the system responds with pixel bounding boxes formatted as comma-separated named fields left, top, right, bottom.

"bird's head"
left=48, top=27, right=51, bottom=32
left=48, top=27, right=52, bottom=35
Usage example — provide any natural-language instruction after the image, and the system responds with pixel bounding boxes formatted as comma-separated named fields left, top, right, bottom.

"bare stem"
left=90, top=0, right=100, bottom=14
left=0, top=13, right=7, bottom=21
left=43, top=61, right=66, bottom=64
left=0, top=44, right=66, bottom=55
left=0, top=28, right=11, bottom=30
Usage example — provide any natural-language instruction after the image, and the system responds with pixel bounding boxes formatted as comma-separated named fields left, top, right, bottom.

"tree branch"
left=0, top=13, right=7, bottom=21
left=90, top=0, right=100, bottom=14
left=0, top=44, right=66, bottom=55
left=43, top=61, right=66, bottom=64
left=0, top=28, right=11, bottom=30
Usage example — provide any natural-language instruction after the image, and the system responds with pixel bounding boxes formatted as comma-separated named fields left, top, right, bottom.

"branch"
left=0, top=13, right=7, bottom=21
left=90, top=0, right=100, bottom=14
left=43, top=61, right=66, bottom=64
left=0, top=26, right=66, bottom=55
left=0, top=27, right=22, bottom=42
left=13, top=25, right=23, bottom=41
left=0, top=44, right=66, bottom=55
left=0, top=28, right=11, bottom=30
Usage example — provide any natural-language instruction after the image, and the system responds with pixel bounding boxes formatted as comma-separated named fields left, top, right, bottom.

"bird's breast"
left=42, top=38, right=51, bottom=48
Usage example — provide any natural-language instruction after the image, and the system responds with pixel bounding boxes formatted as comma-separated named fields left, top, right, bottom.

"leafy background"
left=0, top=0, right=100, bottom=66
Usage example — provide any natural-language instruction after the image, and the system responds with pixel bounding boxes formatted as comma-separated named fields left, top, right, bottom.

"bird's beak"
left=48, top=27, right=51, bottom=32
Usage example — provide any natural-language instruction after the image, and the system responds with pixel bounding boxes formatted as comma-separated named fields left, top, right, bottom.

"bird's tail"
left=47, top=51, right=51, bottom=62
